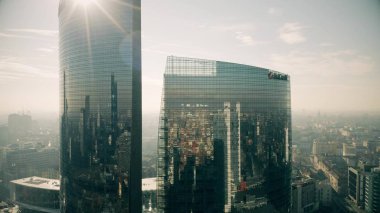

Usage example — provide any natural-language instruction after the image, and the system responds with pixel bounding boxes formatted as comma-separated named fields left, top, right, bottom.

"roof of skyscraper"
left=165, top=56, right=289, bottom=78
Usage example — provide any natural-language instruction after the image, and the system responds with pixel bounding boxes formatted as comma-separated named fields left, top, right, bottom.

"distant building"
left=0, top=147, right=7, bottom=171
left=348, top=167, right=366, bottom=208
left=313, top=156, right=347, bottom=196
left=10, top=176, right=60, bottom=213
left=308, top=170, right=332, bottom=208
left=7, top=113, right=32, bottom=143
left=365, top=167, right=380, bottom=213
left=292, top=178, right=317, bottom=213
left=343, top=143, right=356, bottom=157
left=4, top=148, right=59, bottom=182
left=0, top=126, right=8, bottom=146
left=142, top=178, right=157, bottom=212
left=364, top=140, right=380, bottom=155
left=312, top=141, right=339, bottom=156
left=316, top=179, right=332, bottom=207
left=348, top=162, right=377, bottom=209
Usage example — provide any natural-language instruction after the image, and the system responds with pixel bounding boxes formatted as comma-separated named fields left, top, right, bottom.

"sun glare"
left=77, top=0, right=94, bottom=6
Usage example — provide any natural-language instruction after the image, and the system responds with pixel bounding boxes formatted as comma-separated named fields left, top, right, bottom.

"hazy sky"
left=0, top=0, right=379, bottom=119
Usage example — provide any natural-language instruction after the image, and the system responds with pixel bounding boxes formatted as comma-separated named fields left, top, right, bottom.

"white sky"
left=0, top=0, right=380, bottom=119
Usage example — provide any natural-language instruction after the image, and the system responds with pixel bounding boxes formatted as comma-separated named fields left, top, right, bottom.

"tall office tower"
left=157, top=56, right=292, bottom=213
left=58, top=0, right=141, bottom=212
left=365, top=168, right=380, bottom=213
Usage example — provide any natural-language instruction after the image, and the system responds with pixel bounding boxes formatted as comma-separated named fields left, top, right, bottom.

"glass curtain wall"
left=59, top=0, right=141, bottom=212
left=157, top=56, right=291, bottom=213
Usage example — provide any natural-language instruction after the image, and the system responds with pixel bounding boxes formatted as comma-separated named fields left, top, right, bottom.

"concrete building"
left=312, top=141, right=339, bottom=156
left=343, top=143, right=356, bottom=157
left=313, top=156, right=347, bottom=196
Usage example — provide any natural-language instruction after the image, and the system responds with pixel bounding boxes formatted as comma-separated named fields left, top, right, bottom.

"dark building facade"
left=157, top=56, right=292, bottom=212
left=365, top=167, right=380, bottom=213
left=59, top=0, right=141, bottom=212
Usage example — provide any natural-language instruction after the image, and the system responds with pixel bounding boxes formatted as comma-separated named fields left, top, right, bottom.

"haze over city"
left=0, top=0, right=379, bottom=122
left=1, top=0, right=380, bottom=213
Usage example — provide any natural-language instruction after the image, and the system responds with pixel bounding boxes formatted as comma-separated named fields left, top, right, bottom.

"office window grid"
left=157, top=56, right=292, bottom=213
left=59, top=0, right=141, bottom=212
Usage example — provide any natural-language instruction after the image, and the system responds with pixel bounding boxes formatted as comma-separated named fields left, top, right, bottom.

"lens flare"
left=77, top=0, right=93, bottom=6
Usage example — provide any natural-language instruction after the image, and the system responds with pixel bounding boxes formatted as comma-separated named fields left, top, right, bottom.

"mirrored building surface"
left=59, top=0, right=141, bottom=212
left=157, top=56, right=291, bottom=213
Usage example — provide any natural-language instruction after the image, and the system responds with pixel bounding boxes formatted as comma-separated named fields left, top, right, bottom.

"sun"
left=77, top=0, right=94, bottom=6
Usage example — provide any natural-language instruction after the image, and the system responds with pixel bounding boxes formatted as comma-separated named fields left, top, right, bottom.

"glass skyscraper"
left=157, top=56, right=291, bottom=213
left=59, top=0, right=141, bottom=212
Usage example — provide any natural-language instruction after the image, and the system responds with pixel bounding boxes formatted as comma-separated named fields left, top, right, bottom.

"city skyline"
left=1, top=0, right=380, bottom=119
left=1, top=1, right=380, bottom=213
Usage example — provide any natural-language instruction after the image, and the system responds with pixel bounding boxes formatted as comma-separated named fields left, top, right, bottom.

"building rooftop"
left=292, top=177, right=315, bottom=186
left=142, top=178, right=157, bottom=191
left=11, top=176, right=60, bottom=191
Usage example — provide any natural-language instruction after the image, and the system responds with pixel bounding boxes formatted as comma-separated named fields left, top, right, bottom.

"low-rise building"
left=10, top=176, right=59, bottom=213
left=313, top=156, right=347, bottom=196
left=312, top=141, right=339, bottom=156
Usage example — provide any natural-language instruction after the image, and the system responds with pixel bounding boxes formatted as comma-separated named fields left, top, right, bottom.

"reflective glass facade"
left=59, top=0, right=141, bottom=212
left=157, top=56, right=291, bottom=213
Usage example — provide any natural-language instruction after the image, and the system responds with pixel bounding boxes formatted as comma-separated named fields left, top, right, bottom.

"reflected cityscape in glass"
left=59, top=0, right=141, bottom=212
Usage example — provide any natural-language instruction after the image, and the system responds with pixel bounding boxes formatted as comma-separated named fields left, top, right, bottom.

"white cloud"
left=7, top=28, right=58, bottom=37
left=142, top=48, right=171, bottom=55
left=199, top=23, right=254, bottom=32
left=0, top=29, right=58, bottom=41
left=270, top=49, right=374, bottom=77
left=0, top=32, right=31, bottom=39
left=0, top=57, right=58, bottom=80
left=198, top=23, right=266, bottom=47
left=268, top=8, right=282, bottom=16
left=279, top=22, right=306, bottom=44
left=235, top=32, right=255, bottom=46
left=36, top=48, right=54, bottom=53
left=320, top=42, right=334, bottom=47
